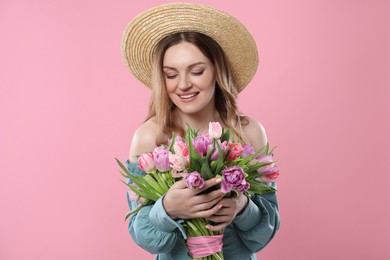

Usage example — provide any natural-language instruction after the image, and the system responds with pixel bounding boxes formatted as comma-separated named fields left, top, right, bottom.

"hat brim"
left=121, top=2, right=259, bottom=93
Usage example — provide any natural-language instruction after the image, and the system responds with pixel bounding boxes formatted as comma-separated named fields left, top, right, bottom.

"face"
left=162, top=42, right=216, bottom=115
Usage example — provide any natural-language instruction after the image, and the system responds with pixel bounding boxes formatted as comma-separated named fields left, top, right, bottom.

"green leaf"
left=205, top=141, right=215, bottom=160
left=268, top=145, right=278, bottom=156
left=264, top=142, right=269, bottom=155
left=221, top=128, right=230, bottom=143
left=238, top=153, right=256, bottom=168
left=119, top=170, right=129, bottom=179
left=185, top=123, right=198, bottom=141
left=153, top=171, right=169, bottom=192
left=115, top=158, right=132, bottom=177
left=201, top=157, right=214, bottom=180
left=124, top=200, right=153, bottom=221
left=186, top=220, right=199, bottom=233
left=247, top=180, right=276, bottom=194
left=210, top=160, right=217, bottom=173
left=214, top=141, right=225, bottom=175
left=125, top=174, right=161, bottom=201
left=128, top=184, right=148, bottom=199
left=144, top=174, right=165, bottom=195
left=187, top=134, right=202, bottom=172
left=169, top=132, right=175, bottom=153
left=247, top=161, right=274, bottom=171
left=123, top=179, right=158, bottom=201
left=124, top=210, right=133, bottom=221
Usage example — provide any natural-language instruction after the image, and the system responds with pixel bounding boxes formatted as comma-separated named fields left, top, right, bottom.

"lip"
left=177, top=92, right=199, bottom=102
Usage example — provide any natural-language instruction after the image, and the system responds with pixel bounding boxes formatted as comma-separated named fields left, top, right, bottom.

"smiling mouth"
left=178, top=92, right=199, bottom=99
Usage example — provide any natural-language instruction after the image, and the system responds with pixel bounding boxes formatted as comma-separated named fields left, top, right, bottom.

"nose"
left=178, top=75, right=191, bottom=90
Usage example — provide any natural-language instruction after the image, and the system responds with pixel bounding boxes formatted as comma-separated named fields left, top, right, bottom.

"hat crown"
left=122, top=2, right=259, bottom=92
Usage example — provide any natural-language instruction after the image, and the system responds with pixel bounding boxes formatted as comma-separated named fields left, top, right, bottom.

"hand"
left=205, top=192, right=248, bottom=232
left=163, top=178, right=226, bottom=220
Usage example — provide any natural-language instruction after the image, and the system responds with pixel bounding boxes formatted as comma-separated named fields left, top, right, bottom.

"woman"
left=122, top=3, right=279, bottom=259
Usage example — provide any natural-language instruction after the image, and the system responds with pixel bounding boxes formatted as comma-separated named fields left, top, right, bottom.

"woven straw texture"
left=121, top=2, right=259, bottom=92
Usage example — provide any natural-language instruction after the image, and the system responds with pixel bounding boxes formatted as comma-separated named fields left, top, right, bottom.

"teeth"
left=180, top=93, right=197, bottom=99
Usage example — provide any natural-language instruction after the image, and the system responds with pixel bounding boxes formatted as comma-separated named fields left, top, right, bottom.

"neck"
left=174, top=102, right=222, bottom=133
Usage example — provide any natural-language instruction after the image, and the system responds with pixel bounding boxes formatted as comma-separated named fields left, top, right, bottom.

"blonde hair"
left=145, top=32, right=248, bottom=144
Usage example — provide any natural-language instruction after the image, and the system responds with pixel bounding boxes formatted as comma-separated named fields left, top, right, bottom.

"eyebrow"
left=163, top=62, right=207, bottom=70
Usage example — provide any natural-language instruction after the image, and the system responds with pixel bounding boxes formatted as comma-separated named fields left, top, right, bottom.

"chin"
left=176, top=106, right=203, bottom=115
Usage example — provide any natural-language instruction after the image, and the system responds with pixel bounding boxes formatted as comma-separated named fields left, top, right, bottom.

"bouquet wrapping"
left=117, top=122, right=279, bottom=260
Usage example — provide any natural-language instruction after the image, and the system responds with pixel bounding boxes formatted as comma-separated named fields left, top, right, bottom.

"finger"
left=193, top=202, right=223, bottom=219
left=170, top=179, right=188, bottom=189
left=206, top=206, right=231, bottom=218
left=194, top=177, right=222, bottom=194
left=193, top=195, right=224, bottom=212
left=219, top=198, right=235, bottom=208
left=192, top=189, right=226, bottom=211
left=206, top=222, right=228, bottom=232
left=206, top=215, right=228, bottom=223
left=195, top=189, right=225, bottom=205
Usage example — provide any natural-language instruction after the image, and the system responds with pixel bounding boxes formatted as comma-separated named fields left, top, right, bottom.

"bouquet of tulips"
left=116, top=122, right=279, bottom=260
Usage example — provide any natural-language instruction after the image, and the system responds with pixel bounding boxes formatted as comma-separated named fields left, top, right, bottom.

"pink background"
left=1, top=0, right=389, bottom=259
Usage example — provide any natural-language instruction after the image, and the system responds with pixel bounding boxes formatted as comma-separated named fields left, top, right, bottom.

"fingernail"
left=218, top=204, right=223, bottom=209
left=205, top=225, right=210, bottom=229
left=216, top=178, right=222, bottom=183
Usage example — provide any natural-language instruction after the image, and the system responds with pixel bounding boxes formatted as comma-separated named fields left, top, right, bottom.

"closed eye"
left=191, top=71, right=204, bottom=76
left=165, top=74, right=178, bottom=79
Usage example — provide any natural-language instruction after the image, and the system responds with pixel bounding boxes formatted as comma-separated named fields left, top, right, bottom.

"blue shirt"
left=125, top=160, right=280, bottom=260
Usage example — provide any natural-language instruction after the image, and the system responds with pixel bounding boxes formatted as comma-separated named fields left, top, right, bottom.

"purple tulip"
left=221, top=166, right=249, bottom=193
left=153, top=146, right=170, bottom=172
left=256, top=155, right=279, bottom=182
left=241, top=144, right=255, bottom=158
left=235, top=181, right=250, bottom=193
left=209, top=140, right=228, bottom=161
left=192, top=133, right=212, bottom=156
left=185, top=171, right=205, bottom=189
left=256, top=155, right=275, bottom=174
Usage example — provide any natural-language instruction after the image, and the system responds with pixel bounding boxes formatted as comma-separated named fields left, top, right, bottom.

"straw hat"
left=121, top=2, right=259, bottom=92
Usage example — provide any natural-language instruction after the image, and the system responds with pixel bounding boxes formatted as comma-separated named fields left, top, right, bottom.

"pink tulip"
left=173, top=136, right=189, bottom=157
left=256, top=155, right=279, bottom=182
left=226, top=143, right=244, bottom=161
left=257, top=168, right=279, bottom=182
left=169, top=153, right=187, bottom=172
left=208, top=122, right=222, bottom=139
left=137, top=152, right=155, bottom=173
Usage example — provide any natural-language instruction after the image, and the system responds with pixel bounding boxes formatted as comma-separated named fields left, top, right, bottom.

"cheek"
left=193, top=77, right=215, bottom=91
left=202, top=72, right=216, bottom=90
left=165, top=81, right=176, bottom=94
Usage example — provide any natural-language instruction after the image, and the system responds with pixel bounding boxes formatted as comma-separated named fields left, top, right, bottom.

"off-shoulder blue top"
left=125, top=160, right=280, bottom=260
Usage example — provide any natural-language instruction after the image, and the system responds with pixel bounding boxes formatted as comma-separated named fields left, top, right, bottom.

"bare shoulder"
left=241, top=116, right=268, bottom=151
left=129, top=117, right=159, bottom=162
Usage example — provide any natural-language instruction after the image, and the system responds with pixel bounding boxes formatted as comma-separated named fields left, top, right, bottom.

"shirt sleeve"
left=125, top=160, right=187, bottom=254
left=232, top=182, right=280, bottom=252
